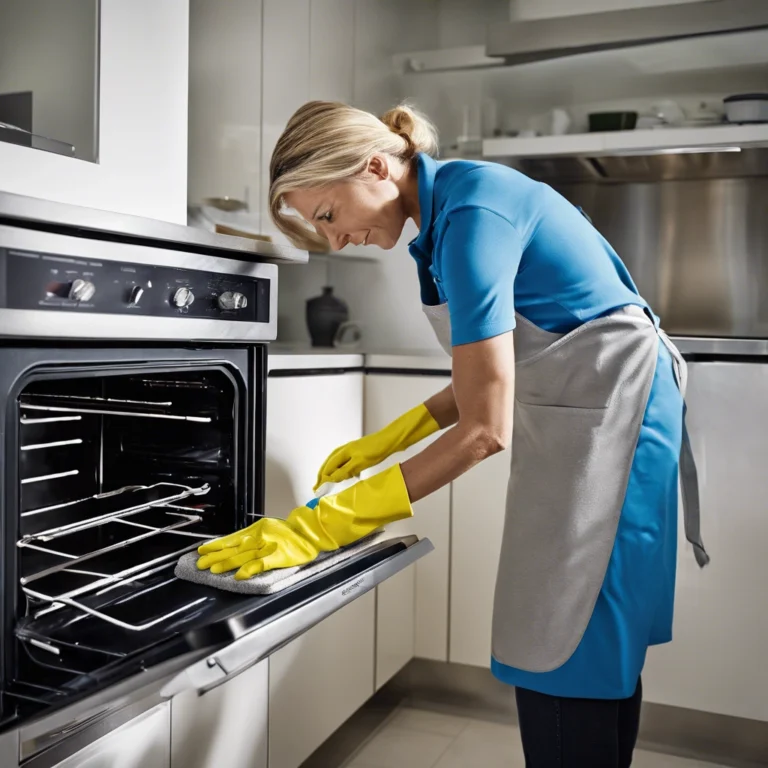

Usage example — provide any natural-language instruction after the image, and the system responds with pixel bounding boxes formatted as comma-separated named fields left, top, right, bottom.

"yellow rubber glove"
left=196, top=464, right=413, bottom=580
left=315, top=403, right=439, bottom=491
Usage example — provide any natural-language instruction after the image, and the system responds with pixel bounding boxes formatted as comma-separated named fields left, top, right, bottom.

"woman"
left=197, top=102, right=708, bottom=767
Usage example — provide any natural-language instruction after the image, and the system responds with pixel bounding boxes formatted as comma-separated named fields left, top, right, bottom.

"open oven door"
left=162, top=533, right=433, bottom=697
left=9, top=533, right=431, bottom=765
left=13, top=532, right=433, bottom=711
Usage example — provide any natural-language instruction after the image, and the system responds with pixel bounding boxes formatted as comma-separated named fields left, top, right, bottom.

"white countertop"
left=267, top=351, right=364, bottom=372
left=268, top=344, right=451, bottom=373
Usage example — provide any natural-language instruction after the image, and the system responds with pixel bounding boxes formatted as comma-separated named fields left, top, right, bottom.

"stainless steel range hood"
left=487, top=0, right=768, bottom=66
left=512, top=146, right=768, bottom=184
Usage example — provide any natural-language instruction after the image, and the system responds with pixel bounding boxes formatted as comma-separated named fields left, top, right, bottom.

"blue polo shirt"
left=409, top=153, right=681, bottom=700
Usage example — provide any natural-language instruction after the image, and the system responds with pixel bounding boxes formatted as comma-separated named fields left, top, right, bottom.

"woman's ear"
left=366, top=154, right=390, bottom=181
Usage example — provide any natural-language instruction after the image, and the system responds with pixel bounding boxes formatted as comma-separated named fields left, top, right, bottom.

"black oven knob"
left=217, top=291, right=248, bottom=311
left=172, top=287, right=195, bottom=308
left=69, top=279, right=96, bottom=302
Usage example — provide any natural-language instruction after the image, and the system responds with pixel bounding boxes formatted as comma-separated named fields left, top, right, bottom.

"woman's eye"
left=320, top=212, right=333, bottom=223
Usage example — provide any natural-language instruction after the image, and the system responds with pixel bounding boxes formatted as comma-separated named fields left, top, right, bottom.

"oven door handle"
left=160, top=537, right=433, bottom=698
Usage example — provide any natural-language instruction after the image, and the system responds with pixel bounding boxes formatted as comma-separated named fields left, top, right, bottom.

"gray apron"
left=422, top=301, right=708, bottom=672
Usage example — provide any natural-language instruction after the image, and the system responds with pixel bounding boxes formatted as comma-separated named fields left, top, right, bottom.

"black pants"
left=515, top=678, right=643, bottom=768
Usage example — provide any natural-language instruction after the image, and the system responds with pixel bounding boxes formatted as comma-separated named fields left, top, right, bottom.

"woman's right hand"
left=314, top=403, right=441, bottom=490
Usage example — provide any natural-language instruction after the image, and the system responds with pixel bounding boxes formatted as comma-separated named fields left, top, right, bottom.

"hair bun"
left=380, top=104, right=438, bottom=158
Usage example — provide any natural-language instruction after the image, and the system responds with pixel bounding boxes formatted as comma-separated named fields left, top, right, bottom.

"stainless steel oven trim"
left=0, top=191, right=309, bottom=265
left=0, top=224, right=278, bottom=340
left=16, top=649, right=207, bottom=766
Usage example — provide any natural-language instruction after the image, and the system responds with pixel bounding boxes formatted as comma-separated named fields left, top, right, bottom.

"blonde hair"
left=269, top=102, right=438, bottom=250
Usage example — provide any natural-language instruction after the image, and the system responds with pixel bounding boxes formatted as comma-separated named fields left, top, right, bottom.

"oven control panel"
left=1, top=247, right=271, bottom=323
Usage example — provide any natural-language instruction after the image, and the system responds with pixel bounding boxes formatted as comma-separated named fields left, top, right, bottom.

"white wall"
left=0, top=0, right=189, bottom=224
left=0, top=0, right=98, bottom=161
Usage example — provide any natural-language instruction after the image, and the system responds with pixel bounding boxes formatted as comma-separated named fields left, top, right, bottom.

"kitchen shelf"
left=307, top=249, right=380, bottom=264
left=392, top=29, right=768, bottom=78
left=392, top=45, right=503, bottom=74
left=483, top=123, right=768, bottom=160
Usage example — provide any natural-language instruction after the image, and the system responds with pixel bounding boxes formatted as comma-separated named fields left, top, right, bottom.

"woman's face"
left=284, top=156, right=411, bottom=251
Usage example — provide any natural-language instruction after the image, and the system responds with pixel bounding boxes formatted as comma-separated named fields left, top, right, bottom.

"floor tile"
left=348, top=725, right=454, bottom=768
left=633, top=750, right=729, bottom=768
left=390, top=707, right=470, bottom=737
left=432, top=720, right=525, bottom=768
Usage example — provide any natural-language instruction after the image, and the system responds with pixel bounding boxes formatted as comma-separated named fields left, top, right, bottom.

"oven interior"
left=4, top=365, right=246, bottom=722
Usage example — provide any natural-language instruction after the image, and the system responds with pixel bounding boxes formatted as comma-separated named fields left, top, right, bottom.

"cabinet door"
left=266, top=371, right=364, bottom=513
left=309, top=0, right=355, bottom=102
left=260, top=0, right=310, bottom=239
left=364, top=374, right=452, bottom=687
left=450, top=448, right=509, bottom=668
left=171, top=662, right=268, bottom=768
left=0, top=0, right=188, bottom=224
left=265, top=370, right=372, bottom=767
left=643, top=361, right=768, bottom=721
left=189, top=0, right=263, bottom=216
left=54, top=703, right=170, bottom=768
left=269, top=591, right=375, bottom=768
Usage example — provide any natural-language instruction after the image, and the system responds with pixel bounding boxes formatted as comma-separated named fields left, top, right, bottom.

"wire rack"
left=18, top=482, right=217, bottom=632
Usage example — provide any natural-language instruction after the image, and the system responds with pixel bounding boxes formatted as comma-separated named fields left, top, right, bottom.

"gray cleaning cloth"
left=175, top=531, right=387, bottom=594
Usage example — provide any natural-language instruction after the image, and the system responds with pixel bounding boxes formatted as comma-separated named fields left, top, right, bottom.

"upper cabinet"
left=0, top=0, right=189, bottom=224
left=188, top=0, right=264, bottom=218
left=189, top=0, right=357, bottom=241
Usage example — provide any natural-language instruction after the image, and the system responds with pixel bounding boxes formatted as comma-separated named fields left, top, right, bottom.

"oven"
left=0, top=193, right=433, bottom=768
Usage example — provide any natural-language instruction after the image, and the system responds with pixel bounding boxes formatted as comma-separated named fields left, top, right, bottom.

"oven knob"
left=217, top=291, right=248, bottom=311
left=68, top=279, right=96, bottom=302
left=129, top=285, right=144, bottom=305
left=172, top=287, right=195, bottom=308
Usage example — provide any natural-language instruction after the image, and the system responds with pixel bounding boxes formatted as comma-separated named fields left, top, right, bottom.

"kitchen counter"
left=268, top=345, right=451, bottom=373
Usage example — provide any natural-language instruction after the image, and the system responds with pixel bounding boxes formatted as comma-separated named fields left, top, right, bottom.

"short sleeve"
left=437, top=206, right=522, bottom=347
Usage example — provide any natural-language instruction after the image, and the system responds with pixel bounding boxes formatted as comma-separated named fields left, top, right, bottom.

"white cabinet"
left=265, top=362, right=373, bottom=766
left=188, top=0, right=264, bottom=214
left=260, top=0, right=311, bottom=238
left=54, top=703, right=170, bottom=768
left=171, top=662, right=268, bottom=768
left=0, top=0, right=189, bottom=224
left=449, top=448, right=509, bottom=668
left=269, top=592, right=375, bottom=768
left=266, top=365, right=364, bottom=510
left=364, top=372, right=452, bottom=688
left=260, top=0, right=356, bottom=238
left=643, top=361, right=768, bottom=722
left=309, top=0, right=356, bottom=103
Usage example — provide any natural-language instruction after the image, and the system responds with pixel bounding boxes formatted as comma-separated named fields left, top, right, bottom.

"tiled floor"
left=341, top=706, right=730, bottom=768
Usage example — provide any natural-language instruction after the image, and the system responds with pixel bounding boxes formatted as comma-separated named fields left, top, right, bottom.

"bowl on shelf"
left=588, top=112, right=638, bottom=132
left=723, top=94, right=768, bottom=124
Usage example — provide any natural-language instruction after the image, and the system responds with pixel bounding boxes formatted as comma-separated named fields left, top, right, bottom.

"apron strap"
left=657, top=329, right=710, bottom=568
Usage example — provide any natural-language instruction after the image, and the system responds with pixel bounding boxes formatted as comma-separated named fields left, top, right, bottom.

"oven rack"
left=19, top=508, right=205, bottom=586
left=19, top=513, right=215, bottom=632
left=20, top=392, right=213, bottom=423
left=19, top=481, right=211, bottom=542
left=22, top=559, right=210, bottom=633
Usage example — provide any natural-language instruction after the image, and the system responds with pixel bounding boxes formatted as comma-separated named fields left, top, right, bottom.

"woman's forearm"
left=402, top=334, right=516, bottom=504
left=400, top=421, right=505, bottom=503
left=423, top=383, right=459, bottom=430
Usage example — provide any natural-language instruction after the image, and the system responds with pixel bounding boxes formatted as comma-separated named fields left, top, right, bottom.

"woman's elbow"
left=473, top=422, right=512, bottom=459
